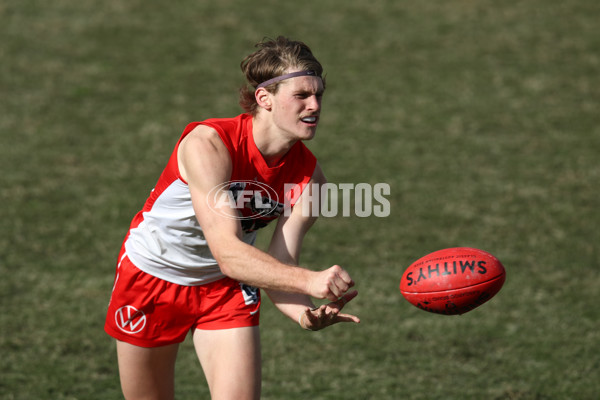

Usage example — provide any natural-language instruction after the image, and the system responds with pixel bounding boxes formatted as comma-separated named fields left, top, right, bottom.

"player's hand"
left=299, top=290, right=360, bottom=331
left=308, top=265, right=355, bottom=301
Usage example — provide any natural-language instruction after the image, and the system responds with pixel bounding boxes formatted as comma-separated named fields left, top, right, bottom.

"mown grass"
left=1, top=0, right=599, bottom=399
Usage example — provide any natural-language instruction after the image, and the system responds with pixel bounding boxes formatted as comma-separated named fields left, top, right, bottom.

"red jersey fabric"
left=121, top=113, right=317, bottom=286
left=197, top=113, right=317, bottom=231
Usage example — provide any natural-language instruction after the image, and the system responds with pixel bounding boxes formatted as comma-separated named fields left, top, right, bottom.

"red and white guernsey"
left=124, top=113, right=317, bottom=286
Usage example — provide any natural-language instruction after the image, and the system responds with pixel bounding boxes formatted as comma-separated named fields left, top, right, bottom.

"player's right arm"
left=177, top=125, right=354, bottom=301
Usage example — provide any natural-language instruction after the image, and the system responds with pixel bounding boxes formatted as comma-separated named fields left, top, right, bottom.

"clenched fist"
left=307, top=265, right=355, bottom=301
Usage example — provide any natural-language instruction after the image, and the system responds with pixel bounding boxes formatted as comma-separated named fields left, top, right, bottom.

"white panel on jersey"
left=125, top=179, right=257, bottom=286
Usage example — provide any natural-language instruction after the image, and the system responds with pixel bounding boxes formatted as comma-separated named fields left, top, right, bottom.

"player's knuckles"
left=330, top=264, right=343, bottom=272
left=343, top=274, right=355, bottom=288
left=332, top=279, right=349, bottom=295
left=333, top=266, right=351, bottom=280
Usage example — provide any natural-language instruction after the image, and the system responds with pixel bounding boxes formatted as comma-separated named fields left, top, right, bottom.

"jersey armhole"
left=174, top=122, right=233, bottom=185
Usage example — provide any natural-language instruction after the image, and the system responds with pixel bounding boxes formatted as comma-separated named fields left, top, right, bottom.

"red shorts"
left=104, top=254, right=261, bottom=348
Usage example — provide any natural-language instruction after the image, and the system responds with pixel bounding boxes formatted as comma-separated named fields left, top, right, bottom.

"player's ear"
left=255, top=87, right=272, bottom=111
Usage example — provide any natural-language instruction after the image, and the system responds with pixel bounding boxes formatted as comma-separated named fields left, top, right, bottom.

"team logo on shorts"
left=240, top=283, right=260, bottom=305
left=115, top=305, right=147, bottom=334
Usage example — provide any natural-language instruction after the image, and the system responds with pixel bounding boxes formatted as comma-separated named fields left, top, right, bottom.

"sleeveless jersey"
left=124, top=113, right=317, bottom=286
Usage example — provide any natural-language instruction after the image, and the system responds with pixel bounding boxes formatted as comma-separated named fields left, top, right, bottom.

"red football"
left=399, top=247, right=506, bottom=315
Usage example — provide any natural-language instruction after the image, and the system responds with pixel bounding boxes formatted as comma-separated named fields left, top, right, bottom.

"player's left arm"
left=264, top=163, right=360, bottom=331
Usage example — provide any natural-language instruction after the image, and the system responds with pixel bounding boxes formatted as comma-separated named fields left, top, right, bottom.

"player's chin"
left=298, top=125, right=318, bottom=140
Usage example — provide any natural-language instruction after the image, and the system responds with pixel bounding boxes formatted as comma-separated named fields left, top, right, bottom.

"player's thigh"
left=193, top=326, right=261, bottom=400
left=116, top=340, right=179, bottom=400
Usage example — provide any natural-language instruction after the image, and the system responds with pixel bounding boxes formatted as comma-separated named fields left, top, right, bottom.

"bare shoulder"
left=179, top=125, right=225, bottom=154
left=178, top=124, right=231, bottom=183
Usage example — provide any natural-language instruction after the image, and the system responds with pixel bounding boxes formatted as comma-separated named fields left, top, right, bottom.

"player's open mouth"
left=300, top=116, right=318, bottom=124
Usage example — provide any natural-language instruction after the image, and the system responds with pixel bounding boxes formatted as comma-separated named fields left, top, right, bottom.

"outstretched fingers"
left=330, top=290, right=360, bottom=324
left=300, top=290, right=360, bottom=331
left=333, top=290, right=359, bottom=310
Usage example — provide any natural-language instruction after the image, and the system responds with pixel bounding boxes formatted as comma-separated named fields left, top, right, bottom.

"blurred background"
left=1, top=1, right=598, bottom=398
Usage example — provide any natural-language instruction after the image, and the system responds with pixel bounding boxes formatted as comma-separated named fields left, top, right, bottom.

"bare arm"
left=264, top=164, right=360, bottom=330
left=178, top=125, right=354, bottom=301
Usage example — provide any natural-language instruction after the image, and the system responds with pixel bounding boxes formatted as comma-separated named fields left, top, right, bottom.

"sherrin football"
left=399, top=247, right=506, bottom=315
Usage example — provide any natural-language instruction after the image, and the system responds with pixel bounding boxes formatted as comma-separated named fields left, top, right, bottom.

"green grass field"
left=1, top=0, right=599, bottom=399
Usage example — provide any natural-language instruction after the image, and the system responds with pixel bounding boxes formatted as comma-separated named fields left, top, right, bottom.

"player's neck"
left=252, top=116, right=298, bottom=167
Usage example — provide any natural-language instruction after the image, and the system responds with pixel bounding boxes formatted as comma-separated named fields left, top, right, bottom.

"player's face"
left=270, top=75, right=324, bottom=141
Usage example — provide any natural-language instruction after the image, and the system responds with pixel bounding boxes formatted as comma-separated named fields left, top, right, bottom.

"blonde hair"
left=239, top=36, right=325, bottom=115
